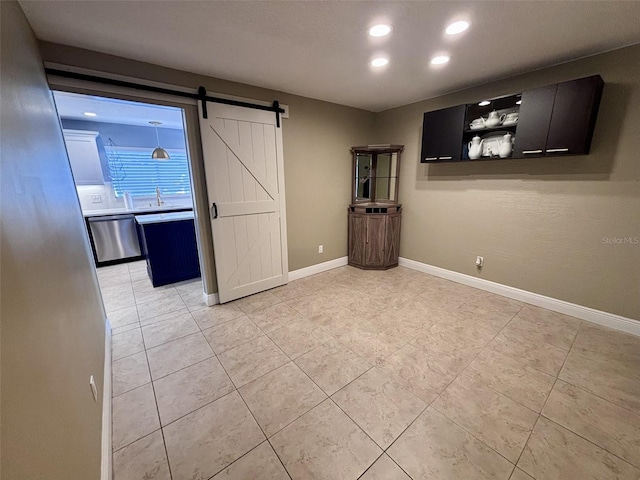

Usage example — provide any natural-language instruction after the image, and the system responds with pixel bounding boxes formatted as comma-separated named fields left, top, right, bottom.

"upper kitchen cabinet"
left=63, top=130, right=105, bottom=185
left=421, top=75, right=603, bottom=163
left=545, top=75, right=604, bottom=156
left=514, top=75, right=604, bottom=157
left=512, top=85, right=557, bottom=157
left=420, top=105, right=466, bottom=162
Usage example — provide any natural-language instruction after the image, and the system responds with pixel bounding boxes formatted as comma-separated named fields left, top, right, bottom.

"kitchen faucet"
left=155, top=186, right=164, bottom=206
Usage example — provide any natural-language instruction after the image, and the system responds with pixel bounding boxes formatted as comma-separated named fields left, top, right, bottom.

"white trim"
left=399, top=257, right=640, bottom=337
left=203, top=291, right=220, bottom=306
left=101, top=318, right=112, bottom=480
left=288, top=256, right=349, bottom=281
left=201, top=257, right=348, bottom=304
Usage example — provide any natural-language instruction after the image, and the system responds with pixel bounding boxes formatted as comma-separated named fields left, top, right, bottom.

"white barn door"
left=199, top=103, right=288, bottom=303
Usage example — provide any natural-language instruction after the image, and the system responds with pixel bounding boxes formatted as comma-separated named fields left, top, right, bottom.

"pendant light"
left=149, top=121, right=170, bottom=160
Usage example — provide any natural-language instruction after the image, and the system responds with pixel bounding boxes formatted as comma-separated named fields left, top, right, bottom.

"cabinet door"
left=364, top=215, right=386, bottom=267
left=513, top=85, right=557, bottom=158
left=546, top=75, right=603, bottom=156
left=384, top=213, right=401, bottom=267
left=63, top=131, right=105, bottom=185
left=420, top=105, right=466, bottom=162
left=348, top=213, right=366, bottom=267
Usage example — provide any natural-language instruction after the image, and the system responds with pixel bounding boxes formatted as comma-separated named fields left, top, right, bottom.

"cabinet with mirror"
left=349, top=145, right=403, bottom=270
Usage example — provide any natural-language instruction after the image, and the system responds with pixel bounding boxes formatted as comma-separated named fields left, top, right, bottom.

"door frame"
left=46, top=65, right=289, bottom=304
left=46, top=72, right=208, bottom=301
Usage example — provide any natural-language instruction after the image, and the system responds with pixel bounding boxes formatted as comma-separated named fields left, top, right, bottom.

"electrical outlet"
left=89, top=375, right=98, bottom=402
left=318, top=245, right=324, bottom=254
left=476, top=256, right=484, bottom=267
left=90, top=194, right=102, bottom=204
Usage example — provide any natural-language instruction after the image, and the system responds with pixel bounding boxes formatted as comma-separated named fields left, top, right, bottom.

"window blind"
left=104, top=147, right=191, bottom=197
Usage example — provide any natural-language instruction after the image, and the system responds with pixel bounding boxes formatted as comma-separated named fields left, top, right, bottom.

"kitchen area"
left=55, top=91, right=202, bottom=288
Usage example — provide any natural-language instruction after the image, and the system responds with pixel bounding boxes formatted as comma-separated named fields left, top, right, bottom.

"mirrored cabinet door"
left=351, top=145, right=403, bottom=204
left=354, top=153, right=373, bottom=202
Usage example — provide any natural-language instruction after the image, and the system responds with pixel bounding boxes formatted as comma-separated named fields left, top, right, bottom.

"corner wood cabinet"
left=420, top=75, right=603, bottom=163
left=348, top=145, right=403, bottom=270
left=349, top=205, right=401, bottom=269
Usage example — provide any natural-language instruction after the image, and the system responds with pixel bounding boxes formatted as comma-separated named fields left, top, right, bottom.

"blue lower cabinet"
left=137, top=218, right=200, bottom=287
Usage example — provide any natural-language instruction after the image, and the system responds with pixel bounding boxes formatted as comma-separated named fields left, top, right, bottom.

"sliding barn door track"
left=46, top=68, right=284, bottom=127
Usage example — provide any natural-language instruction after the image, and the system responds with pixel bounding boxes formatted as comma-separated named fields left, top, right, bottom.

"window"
left=104, top=147, right=191, bottom=197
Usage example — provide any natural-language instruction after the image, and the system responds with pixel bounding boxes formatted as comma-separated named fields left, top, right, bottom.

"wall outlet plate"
left=476, top=256, right=484, bottom=267
left=318, top=245, right=324, bottom=254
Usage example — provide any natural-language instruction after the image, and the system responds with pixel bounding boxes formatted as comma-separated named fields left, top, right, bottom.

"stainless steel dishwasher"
left=88, top=214, right=142, bottom=262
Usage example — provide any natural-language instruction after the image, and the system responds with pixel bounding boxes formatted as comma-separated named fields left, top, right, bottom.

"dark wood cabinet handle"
left=211, top=203, right=218, bottom=219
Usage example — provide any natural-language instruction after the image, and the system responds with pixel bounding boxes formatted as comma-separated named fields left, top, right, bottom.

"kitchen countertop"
left=83, top=205, right=192, bottom=218
left=135, top=211, right=195, bottom=225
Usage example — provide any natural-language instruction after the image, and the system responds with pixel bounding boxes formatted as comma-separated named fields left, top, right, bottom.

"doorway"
left=52, top=90, right=209, bottom=306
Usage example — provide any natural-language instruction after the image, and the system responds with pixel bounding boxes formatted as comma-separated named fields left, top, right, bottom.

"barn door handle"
left=211, top=203, right=218, bottom=219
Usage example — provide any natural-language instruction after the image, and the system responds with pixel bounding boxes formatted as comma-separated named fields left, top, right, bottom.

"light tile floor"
left=100, top=261, right=640, bottom=480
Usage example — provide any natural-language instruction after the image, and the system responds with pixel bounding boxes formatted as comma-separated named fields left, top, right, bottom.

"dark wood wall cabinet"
left=420, top=75, right=604, bottom=163
left=348, top=145, right=403, bottom=270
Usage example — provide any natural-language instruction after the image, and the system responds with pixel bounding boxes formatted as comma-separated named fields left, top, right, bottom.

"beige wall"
left=375, top=45, right=640, bottom=320
left=39, top=42, right=376, bottom=272
left=0, top=2, right=106, bottom=478
left=38, top=40, right=639, bottom=320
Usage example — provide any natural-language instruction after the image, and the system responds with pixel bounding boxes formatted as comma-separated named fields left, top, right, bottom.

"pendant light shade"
left=149, top=121, right=170, bottom=160
left=152, top=147, right=171, bottom=160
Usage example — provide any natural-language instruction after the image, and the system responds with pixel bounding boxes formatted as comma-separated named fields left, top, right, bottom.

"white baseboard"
left=398, top=257, right=640, bottom=337
left=288, top=256, right=349, bottom=281
left=203, top=291, right=220, bottom=306
left=101, top=318, right=112, bottom=480
left=199, top=257, right=348, bottom=304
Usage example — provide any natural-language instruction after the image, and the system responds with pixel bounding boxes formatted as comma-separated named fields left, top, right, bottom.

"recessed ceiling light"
left=446, top=21, right=470, bottom=35
left=430, top=55, right=450, bottom=65
left=478, top=101, right=491, bottom=106
left=369, top=24, right=392, bottom=37
left=83, top=112, right=97, bottom=117
left=371, top=57, right=389, bottom=67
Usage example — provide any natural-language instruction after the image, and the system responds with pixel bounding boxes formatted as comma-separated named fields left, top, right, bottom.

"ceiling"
left=20, top=1, right=640, bottom=112
left=53, top=91, right=185, bottom=128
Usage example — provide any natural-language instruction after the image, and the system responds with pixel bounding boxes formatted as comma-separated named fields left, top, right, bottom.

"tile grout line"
left=191, top=299, right=295, bottom=480
left=282, top=332, right=423, bottom=473
left=222, top=294, right=389, bottom=476
left=531, top=320, right=640, bottom=472
left=138, top=292, right=175, bottom=480
left=134, top=293, right=272, bottom=480
left=385, top=304, right=527, bottom=469
left=106, top=270, right=174, bottom=479
left=508, top=317, right=585, bottom=476
left=535, top=415, right=640, bottom=472
left=278, top=279, right=521, bottom=472
left=106, top=265, right=639, bottom=479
